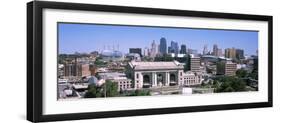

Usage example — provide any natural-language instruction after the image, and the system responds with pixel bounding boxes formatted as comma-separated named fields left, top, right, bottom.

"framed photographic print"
left=27, top=1, right=273, bottom=122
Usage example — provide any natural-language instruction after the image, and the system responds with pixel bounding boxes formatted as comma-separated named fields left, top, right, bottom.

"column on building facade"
left=154, top=72, right=158, bottom=86
left=165, top=72, right=170, bottom=86
left=177, top=71, right=181, bottom=85
left=152, top=72, right=157, bottom=87
left=151, top=72, right=155, bottom=87
left=139, top=72, right=143, bottom=87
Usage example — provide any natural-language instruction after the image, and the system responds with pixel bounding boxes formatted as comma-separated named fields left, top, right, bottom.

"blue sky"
left=58, top=23, right=258, bottom=55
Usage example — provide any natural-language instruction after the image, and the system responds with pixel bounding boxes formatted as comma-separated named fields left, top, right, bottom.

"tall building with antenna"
left=203, top=44, right=208, bottom=55
left=159, top=37, right=167, bottom=55
left=150, top=40, right=157, bottom=58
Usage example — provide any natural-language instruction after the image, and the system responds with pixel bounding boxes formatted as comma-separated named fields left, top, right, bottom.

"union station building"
left=127, top=61, right=203, bottom=90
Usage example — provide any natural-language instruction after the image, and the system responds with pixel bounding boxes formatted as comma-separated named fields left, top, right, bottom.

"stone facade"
left=182, top=71, right=202, bottom=86
left=128, top=61, right=187, bottom=89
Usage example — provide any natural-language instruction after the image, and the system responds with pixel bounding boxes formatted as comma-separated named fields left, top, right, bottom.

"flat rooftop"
left=129, top=61, right=184, bottom=70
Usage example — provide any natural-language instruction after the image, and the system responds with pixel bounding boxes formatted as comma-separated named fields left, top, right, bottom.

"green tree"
left=163, top=54, right=174, bottom=61
left=123, top=89, right=150, bottom=96
left=58, top=54, right=71, bottom=64
left=84, top=84, right=104, bottom=98
left=253, top=58, right=258, bottom=71
left=216, top=61, right=225, bottom=75
left=143, top=56, right=153, bottom=61
left=184, top=54, right=191, bottom=72
left=250, top=58, right=258, bottom=80
left=236, top=69, right=248, bottom=78
left=224, top=86, right=235, bottom=92
left=135, top=90, right=150, bottom=96
left=249, top=71, right=258, bottom=80
left=104, top=80, right=119, bottom=97
left=246, top=57, right=258, bottom=80
left=213, top=76, right=247, bottom=93
left=85, top=80, right=119, bottom=98
left=154, top=54, right=174, bottom=61
left=94, top=57, right=107, bottom=66
left=231, top=78, right=246, bottom=91
left=212, top=80, right=221, bottom=92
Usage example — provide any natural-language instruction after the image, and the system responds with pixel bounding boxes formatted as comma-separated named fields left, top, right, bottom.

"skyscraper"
left=159, top=37, right=167, bottom=54
left=168, top=46, right=172, bottom=53
left=180, top=44, right=187, bottom=54
left=235, top=49, right=244, bottom=60
left=188, top=48, right=198, bottom=55
left=143, top=47, right=149, bottom=57
left=217, top=49, right=223, bottom=57
left=150, top=40, right=157, bottom=58
left=168, top=41, right=179, bottom=54
left=212, top=44, right=219, bottom=56
left=157, top=44, right=160, bottom=54
left=129, top=48, right=142, bottom=57
left=225, top=48, right=236, bottom=59
left=225, top=62, right=237, bottom=76
left=203, top=45, right=208, bottom=55
left=190, top=56, right=201, bottom=73
left=216, top=60, right=237, bottom=76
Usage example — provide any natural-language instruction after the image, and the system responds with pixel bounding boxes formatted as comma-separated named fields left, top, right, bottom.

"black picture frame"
left=27, top=1, right=273, bottom=122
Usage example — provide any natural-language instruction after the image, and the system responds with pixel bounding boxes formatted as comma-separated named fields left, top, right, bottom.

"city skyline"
left=58, top=23, right=258, bottom=55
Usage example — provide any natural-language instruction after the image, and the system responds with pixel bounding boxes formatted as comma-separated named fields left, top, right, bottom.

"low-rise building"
left=126, top=53, right=141, bottom=61
left=64, top=63, right=91, bottom=77
left=78, top=64, right=91, bottom=77
left=113, top=77, right=132, bottom=91
left=190, top=56, right=201, bottom=73
left=100, top=50, right=124, bottom=62
left=127, top=60, right=184, bottom=89
left=182, top=71, right=203, bottom=86
left=99, top=72, right=133, bottom=91
left=225, top=62, right=237, bottom=76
